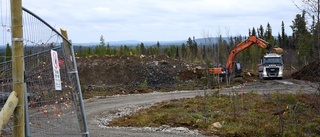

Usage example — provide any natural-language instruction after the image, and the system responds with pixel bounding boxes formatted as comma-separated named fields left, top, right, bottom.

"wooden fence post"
left=11, top=0, right=25, bottom=136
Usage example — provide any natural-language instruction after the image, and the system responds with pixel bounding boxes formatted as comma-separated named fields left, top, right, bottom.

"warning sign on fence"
left=51, top=50, right=62, bottom=90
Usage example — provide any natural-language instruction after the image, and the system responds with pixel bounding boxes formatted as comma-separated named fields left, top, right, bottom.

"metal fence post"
left=60, top=28, right=90, bottom=137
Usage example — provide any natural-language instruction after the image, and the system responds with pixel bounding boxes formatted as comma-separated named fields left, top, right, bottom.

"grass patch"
left=109, top=92, right=320, bottom=136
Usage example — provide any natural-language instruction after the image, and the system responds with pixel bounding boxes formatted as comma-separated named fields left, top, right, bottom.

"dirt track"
left=84, top=78, right=319, bottom=137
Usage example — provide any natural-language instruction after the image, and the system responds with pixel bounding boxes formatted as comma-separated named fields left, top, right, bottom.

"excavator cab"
left=208, top=65, right=226, bottom=76
left=234, top=62, right=242, bottom=77
left=208, top=64, right=227, bottom=82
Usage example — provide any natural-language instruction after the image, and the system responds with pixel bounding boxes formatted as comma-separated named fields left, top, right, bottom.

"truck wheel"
left=258, top=73, right=262, bottom=80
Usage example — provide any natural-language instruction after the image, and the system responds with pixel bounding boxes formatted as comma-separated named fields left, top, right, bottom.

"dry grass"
left=109, top=92, right=320, bottom=136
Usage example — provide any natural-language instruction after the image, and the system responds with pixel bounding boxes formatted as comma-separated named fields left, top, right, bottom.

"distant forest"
left=1, top=7, right=319, bottom=72
left=70, top=9, right=318, bottom=72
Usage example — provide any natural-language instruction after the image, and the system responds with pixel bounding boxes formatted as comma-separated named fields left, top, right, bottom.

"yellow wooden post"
left=10, top=0, right=25, bottom=136
left=0, top=91, right=18, bottom=136
left=60, top=28, right=73, bottom=69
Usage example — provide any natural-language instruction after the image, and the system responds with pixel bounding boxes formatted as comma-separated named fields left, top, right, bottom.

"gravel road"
left=84, top=79, right=319, bottom=137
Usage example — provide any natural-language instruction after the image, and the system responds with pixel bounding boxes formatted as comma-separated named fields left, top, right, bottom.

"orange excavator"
left=208, top=36, right=272, bottom=77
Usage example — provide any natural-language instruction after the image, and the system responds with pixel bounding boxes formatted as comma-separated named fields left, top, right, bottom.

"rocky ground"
left=77, top=55, right=204, bottom=93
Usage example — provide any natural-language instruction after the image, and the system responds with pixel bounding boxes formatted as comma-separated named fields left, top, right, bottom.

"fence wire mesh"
left=0, top=2, right=88, bottom=137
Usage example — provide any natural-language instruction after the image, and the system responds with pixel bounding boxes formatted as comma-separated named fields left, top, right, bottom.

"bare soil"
left=292, top=59, right=320, bottom=82
left=77, top=55, right=204, bottom=93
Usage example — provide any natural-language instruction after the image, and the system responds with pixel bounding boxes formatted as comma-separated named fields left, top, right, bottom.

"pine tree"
left=265, top=23, right=272, bottom=40
left=124, top=45, right=129, bottom=55
left=264, top=23, right=275, bottom=45
left=156, top=41, right=160, bottom=49
left=140, top=42, right=146, bottom=55
left=88, top=47, right=94, bottom=55
left=135, top=45, right=141, bottom=55
left=202, top=45, right=206, bottom=60
left=5, top=43, right=11, bottom=61
left=311, top=15, right=319, bottom=58
left=187, top=37, right=193, bottom=57
left=252, top=27, right=257, bottom=36
left=119, top=45, right=124, bottom=56
left=217, top=35, right=223, bottom=64
left=156, top=41, right=161, bottom=55
left=106, top=43, right=111, bottom=55
left=99, top=35, right=105, bottom=46
left=175, top=46, right=179, bottom=59
left=291, top=10, right=313, bottom=64
left=281, top=21, right=288, bottom=48
left=82, top=47, right=89, bottom=57
left=277, top=33, right=282, bottom=47
left=258, top=25, right=264, bottom=38
left=181, top=43, right=187, bottom=60
left=192, top=36, right=198, bottom=58
left=295, top=0, right=320, bottom=58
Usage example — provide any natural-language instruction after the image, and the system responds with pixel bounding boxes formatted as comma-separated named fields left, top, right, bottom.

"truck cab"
left=258, top=53, right=284, bottom=79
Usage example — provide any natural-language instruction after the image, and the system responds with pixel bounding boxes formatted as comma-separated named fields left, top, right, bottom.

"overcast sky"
left=22, top=0, right=302, bottom=43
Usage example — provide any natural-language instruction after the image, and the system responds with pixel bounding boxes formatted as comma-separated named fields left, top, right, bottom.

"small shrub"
left=139, top=79, right=148, bottom=88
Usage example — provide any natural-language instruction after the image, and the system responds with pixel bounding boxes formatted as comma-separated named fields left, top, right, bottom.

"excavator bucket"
left=272, top=47, right=284, bottom=54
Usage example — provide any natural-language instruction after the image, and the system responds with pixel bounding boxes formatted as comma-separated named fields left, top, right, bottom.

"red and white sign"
left=51, top=50, right=62, bottom=90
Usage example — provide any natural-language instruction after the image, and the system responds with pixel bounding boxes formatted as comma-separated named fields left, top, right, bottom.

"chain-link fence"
left=0, top=3, right=88, bottom=137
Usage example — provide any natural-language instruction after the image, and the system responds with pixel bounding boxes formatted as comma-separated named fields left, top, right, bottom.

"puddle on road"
left=276, top=80, right=294, bottom=85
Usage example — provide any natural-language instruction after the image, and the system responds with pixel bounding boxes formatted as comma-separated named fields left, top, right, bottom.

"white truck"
left=258, top=53, right=284, bottom=79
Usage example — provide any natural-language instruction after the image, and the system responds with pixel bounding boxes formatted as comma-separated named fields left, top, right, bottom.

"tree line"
left=73, top=9, right=318, bottom=72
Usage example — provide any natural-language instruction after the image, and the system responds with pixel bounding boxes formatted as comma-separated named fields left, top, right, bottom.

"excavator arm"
left=226, top=36, right=270, bottom=73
